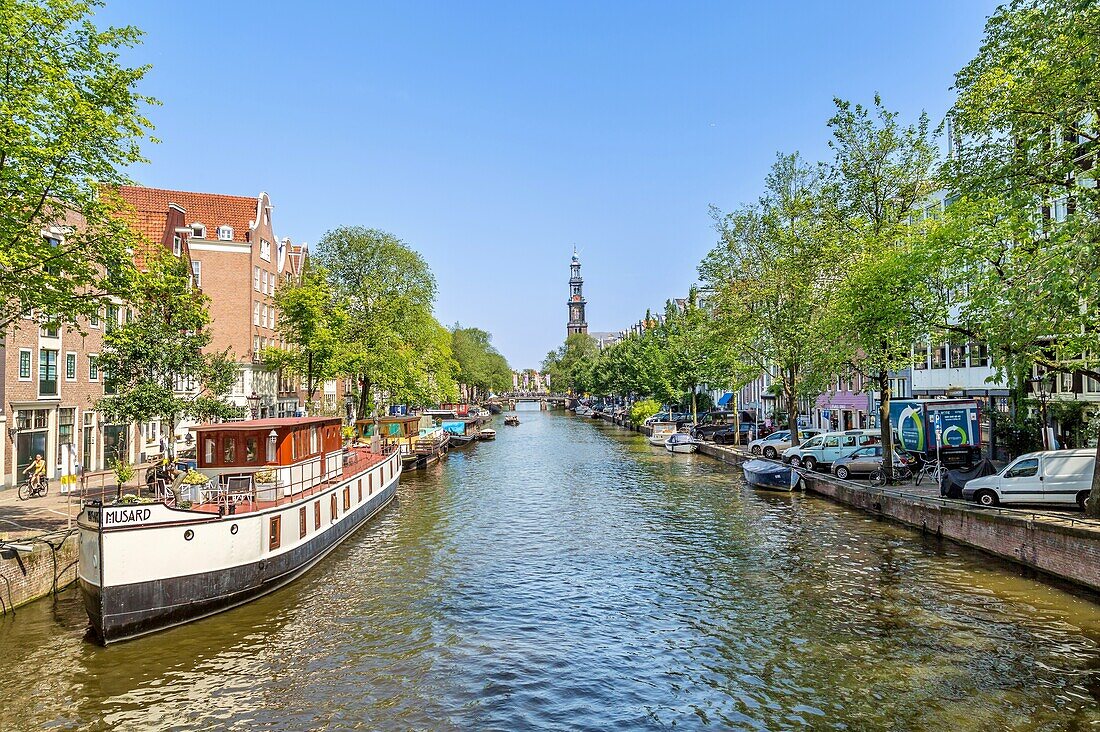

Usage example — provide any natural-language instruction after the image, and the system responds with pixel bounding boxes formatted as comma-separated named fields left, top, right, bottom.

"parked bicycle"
left=869, top=464, right=914, bottom=487
left=17, top=474, right=49, bottom=500
left=914, top=459, right=948, bottom=487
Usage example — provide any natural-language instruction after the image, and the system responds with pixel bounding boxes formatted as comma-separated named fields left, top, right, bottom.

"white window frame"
left=254, top=266, right=260, bottom=292
left=88, top=354, right=99, bottom=382
left=254, top=302, right=261, bottom=326
left=192, top=222, right=206, bottom=239
left=65, top=351, right=77, bottom=381
left=260, top=239, right=271, bottom=262
left=191, top=260, right=202, bottom=287
left=172, top=235, right=182, bottom=256
left=217, top=225, right=233, bottom=241
left=18, top=348, right=32, bottom=380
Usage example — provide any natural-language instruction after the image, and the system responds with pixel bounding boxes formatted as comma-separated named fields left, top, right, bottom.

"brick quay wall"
left=593, top=411, right=1100, bottom=594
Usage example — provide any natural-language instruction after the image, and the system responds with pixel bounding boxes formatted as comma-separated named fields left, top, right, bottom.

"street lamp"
left=266, top=429, right=278, bottom=462
left=246, top=391, right=262, bottom=420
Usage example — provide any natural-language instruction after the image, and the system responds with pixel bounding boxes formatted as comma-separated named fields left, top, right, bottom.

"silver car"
left=830, top=445, right=913, bottom=480
left=749, top=429, right=823, bottom=459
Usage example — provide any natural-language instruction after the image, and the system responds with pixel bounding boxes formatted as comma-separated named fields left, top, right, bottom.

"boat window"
left=343, top=486, right=351, bottom=511
left=368, top=472, right=373, bottom=494
left=310, top=427, right=318, bottom=454
left=204, top=437, right=215, bottom=464
left=269, top=516, right=281, bottom=550
left=314, top=501, right=321, bottom=529
left=358, top=480, right=363, bottom=502
left=223, top=437, right=237, bottom=464
left=299, top=506, right=307, bottom=538
left=291, top=430, right=298, bottom=461
left=330, top=494, right=337, bottom=519
left=246, top=436, right=258, bottom=463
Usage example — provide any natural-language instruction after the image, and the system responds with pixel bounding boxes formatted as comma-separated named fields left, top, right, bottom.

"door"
left=849, top=446, right=882, bottom=474
left=17, top=431, right=48, bottom=480
left=999, top=457, right=1043, bottom=503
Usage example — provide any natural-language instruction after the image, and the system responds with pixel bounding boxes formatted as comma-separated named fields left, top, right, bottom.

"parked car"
left=830, top=444, right=914, bottom=480
left=712, top=422, right=770, bottom=446
left=783, top=429, right=891, bottom=471
left=748, top=429, right=823, bottom=458
left=689, top=410, right=741, bottom=441
left=961, top=449, right=1095, bottom=509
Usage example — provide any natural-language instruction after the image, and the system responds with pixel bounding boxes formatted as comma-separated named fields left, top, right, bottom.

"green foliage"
left=0, top=0, right=157, bottom=331
left=95, top=253, right=243, bottom=445
left=451, top=325, right=512, bottom=398
left=542, top=333, right=599, bottom=394
left=110, top=458, right=135, bottom=488
left=629, top=399, right=661, bottom=426
left=314, top=226, right=458, bottom=411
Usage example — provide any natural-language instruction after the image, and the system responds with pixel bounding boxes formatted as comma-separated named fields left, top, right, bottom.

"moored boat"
left=478, top=428, right=496, bottom=441
left=504, top=415, right=520, bottom=426
left=77, top=416, right=401, bottom=645
left=741, top=458, right=798, bottom=491
left=648, top=422, right=678, bottom=446
left=664, top=432, right=699, bottom=454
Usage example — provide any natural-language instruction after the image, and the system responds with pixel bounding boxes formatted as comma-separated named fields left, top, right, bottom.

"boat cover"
left=940, top=458, right=998, bottom=498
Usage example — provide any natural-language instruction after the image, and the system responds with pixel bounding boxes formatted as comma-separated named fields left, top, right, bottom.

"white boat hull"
left=78, top=453, right=401, bottom=644
left=665, top=442, right=699, bottom=454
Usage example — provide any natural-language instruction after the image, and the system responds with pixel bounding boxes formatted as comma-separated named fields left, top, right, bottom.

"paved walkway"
left=0, top=464, right=154, bottom=539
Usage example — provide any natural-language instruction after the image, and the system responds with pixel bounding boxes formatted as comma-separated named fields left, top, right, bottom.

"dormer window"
left=192, top=223, right=206, bottom=239
left=217, top=225, right=233, bottom=241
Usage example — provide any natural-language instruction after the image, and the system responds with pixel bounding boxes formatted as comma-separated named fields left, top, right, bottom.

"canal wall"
left=594, top=411, right=1100, bottom=594
left=0, top=530, right=78, bottom=615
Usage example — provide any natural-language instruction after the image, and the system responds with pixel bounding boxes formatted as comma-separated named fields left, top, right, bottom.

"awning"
left=717, top=392, right=733, bottom=407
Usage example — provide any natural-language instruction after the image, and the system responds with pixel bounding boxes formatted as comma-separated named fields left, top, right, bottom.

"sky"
left=100, top=0, right=1001, bottom=369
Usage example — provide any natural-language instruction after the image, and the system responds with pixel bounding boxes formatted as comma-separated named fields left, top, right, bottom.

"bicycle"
left=869, top=464, right=913, bottom=487
left=914, top=459, right=948, bottom=487
left=17, top=474, right=49, bottom=500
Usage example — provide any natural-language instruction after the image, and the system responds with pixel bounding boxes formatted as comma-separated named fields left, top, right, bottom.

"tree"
left=542, top=332, right=599, bottom=395
left=313, top=226, right=448, bottom=415
left=823, top=96, right=939, bottom=475
left=262, top=263, right=346, bottom=413
left=0, top=0, right=156, bottom=331
left=95, top=253, right=242, bottom=459
left=943, top=0, right=1100, bottom=511
left=451, top=325, right=512, bottom=400
left=700, top=153, right=841, bottom=445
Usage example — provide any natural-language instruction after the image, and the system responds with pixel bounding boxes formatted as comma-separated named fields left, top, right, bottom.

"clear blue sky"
left=102, top=0, right=999, bottom=369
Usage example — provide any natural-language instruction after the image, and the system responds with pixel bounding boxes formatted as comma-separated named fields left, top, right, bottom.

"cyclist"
left=24, top=453, right=47, bottom=492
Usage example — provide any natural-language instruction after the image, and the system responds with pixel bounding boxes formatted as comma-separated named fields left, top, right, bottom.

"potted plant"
left=253, top=468, right=279, bottom=501
left=110, top=458, right=135, bottom=500
left=181, top=468, right=212, bottom=503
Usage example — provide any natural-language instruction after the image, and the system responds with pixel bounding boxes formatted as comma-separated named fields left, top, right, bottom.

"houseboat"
left=441, top=419, right=477, bottom=447
left=355, top=415, right=448, bottom=469
left=76, top=416, right=401, bottom=644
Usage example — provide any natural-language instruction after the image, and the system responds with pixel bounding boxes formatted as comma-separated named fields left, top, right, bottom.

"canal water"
left=2, top=411, right=1100, bottom=730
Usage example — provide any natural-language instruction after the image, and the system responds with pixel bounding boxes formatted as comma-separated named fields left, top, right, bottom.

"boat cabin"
left=191, top=416, right=344, bottom=500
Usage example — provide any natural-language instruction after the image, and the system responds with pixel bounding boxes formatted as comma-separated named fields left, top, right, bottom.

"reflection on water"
left=2, top=411, right=1099, bottom=730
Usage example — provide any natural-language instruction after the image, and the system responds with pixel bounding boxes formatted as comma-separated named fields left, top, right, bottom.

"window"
left=246, top=437, right=258, bottom=462
left=913, top=340, right=929, bottom=370
left=260, top=239, right=271, bottom=261
left=217, top=225, right=233, bottom=241
left=358, top=481, right=362, bottom=502
left=58, top=408, right=75, bottom=463
left=88, top=354, right=99, bottom=381
left=90, top=309, right=99, bottom=328
left=191, top=260, right=202, bottom=288
left=41, top=321, right=58, bottom=338
left=931, top=342, right=946, bottom=369
left=299, top=506, right=307, bottom=538
left=254, top=266, right=261, bottom=291
left=204, top=437, right=215, bottom=464
left=840, top=435, right=857, bottom=448
left=106, top=305, right=120, bottom=333
left=39, top=349, right=58, bottom=396
left=369, top=472, right=374, bottom=494
left=262, top=305, right=268, bottom=329
left=18, top=349, right=31, bottom=380
left=343, top=486, right=351, bottom=511
left=823, top=436, right=839, bottom=448
left=173, top=235, right=182, bottom=256
left=330, top=494, right=337, bottom=519
left=65, top=352, right=76, bottom=380
left=1006, top=458, right=1039, bottom=478
left=254, top=302, right=260, bottom=326
left=1087, top=376, right=1100, bottom=394
left=969, top=342, right=989, bottom=367
left=192, top=223, right=206, bottom=239
left=223, top=437, right=237, bottom=463
left=949, top=342, right=966, bottom=369
left=269, top=516, right=281, bottom=550
left=102, top=363, right=115, bottom=395
left=310, top=427, right=318, bottom=454
left=314, top=501, right=321, bottom=529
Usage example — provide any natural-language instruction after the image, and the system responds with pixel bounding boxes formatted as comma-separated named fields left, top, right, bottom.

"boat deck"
left=189, top=447, right=392, bottom=516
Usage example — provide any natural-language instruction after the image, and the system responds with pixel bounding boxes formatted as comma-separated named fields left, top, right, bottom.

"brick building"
left=112, top=187, right=306, bottom=423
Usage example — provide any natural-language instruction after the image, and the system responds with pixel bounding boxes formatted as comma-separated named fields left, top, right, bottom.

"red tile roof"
left=109, top=185, right=258, bottom=244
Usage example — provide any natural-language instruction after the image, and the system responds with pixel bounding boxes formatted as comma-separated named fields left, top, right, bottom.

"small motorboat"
left=664, top=432, right=699, bottom=454
left=741, top=458, right=798, bottom=491
left=648, top=422, right=678, bottom=446
left=448, top=433, right=477, bottom=447
left=575, top=406, right=593, bottom=417
left=504, top=415, right=520, bottom=426
left=478, top=428, right=496, bottom=441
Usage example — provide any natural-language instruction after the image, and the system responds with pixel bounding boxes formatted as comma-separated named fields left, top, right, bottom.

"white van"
left=962, top=449, right=1095, bottom=509
left=782, top=429, right=887, bottom=471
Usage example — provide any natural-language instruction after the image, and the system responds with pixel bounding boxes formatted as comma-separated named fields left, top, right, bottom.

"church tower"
left=567, top=248, right=588, bottom=335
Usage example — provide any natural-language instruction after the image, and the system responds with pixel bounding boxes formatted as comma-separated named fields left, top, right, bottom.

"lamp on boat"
left=266, top=429, right=278, bottom=463
left=246, top=391, right=262, bottom=420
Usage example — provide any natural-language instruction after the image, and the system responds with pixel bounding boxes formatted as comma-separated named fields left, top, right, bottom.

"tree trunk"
left=691, top=388, right=697, bottom=425
left=786, top=364, right=800, bottom=447
left=357, top=375, right=370, bottom=421
left=306, top=352, right=316, bottom=413
left=1087, top=439, right=1100, bottom=517
left=879, top=368, right=893, bottom=483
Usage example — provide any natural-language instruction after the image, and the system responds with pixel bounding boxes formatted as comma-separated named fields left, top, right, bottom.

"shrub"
left=630, top=399, right=662, bottom=426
